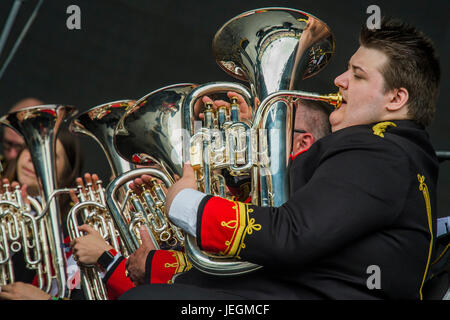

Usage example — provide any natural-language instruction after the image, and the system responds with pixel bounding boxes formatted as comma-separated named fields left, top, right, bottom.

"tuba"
left=115, top=8, right=341, bottom=276
left=183, top=7, right=341, bottom=275
left=0, top=105, right=77, bottom=297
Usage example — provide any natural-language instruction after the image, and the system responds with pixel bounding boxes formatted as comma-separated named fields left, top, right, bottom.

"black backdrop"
left=0, top=0, right=448, bottom=217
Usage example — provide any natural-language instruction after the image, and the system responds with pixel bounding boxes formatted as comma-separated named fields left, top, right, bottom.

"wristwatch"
left=97, top=249, right=117, bottom=270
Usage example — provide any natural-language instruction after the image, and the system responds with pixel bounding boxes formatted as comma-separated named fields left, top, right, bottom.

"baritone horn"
left=67, top=100, right=136, bottom=299
left=112, top=85, right=207, bottom=254
left=69, top=100, right=183, bottom=258
left=0, top=105, right=77, bottom=297
left=0, top=180, right=52, bottom=291
left=66, top=176, right=117, bottom=300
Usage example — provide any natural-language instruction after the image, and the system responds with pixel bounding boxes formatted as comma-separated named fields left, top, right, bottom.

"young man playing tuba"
left=123, top=17, right=442, bottom=300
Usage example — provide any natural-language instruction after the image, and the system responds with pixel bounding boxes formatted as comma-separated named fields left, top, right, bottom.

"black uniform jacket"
left=175, top=120, right=439, bottom=299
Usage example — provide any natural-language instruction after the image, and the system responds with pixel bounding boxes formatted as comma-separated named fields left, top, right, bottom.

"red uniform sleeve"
left=104, top=256, right=135, bottom=300
left=146, top=250, right=192, bottom=284
left=197, top=196, right=258, bottom=259
left=104, top=249, right=191, bottom=299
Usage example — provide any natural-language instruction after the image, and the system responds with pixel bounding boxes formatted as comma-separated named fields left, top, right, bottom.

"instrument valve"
left=203, top=101, right=215, bottom=129
left=230, top=97, right=240, bottom=122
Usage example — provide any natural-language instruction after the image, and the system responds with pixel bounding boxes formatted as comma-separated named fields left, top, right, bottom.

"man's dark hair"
left=295, top=99, right=331, bottom=140
left=360, top=17, right=440, bottom=126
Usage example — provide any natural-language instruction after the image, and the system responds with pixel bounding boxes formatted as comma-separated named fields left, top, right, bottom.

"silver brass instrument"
left=0, top=181, right=52, bottom=290
left=115, top=8, right=340, bottom=276
left=68, top=100, right=135, bottom=299
left=70, top=100, right=183, bottom=259
left=111, top=86, right=202, bottom=254
left=0, top=105, right=77, bottom=297
left=66, top=177, right=118, bottom=300
left=105, top=167, right=181, bottom=254
left=184, top=8, right=341, bottom=275
left=69, top=100, right=137, bottom=178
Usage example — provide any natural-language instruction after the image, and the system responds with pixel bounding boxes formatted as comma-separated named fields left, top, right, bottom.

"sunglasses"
left=293, top=129, right=307, bottom=134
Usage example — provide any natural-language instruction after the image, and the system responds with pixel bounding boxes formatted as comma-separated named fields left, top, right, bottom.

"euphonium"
left=111, top=87, right=203, bottom=254
left=0, top=105, right=77, bottom=297
left=66, top=177, right=118, bottom=300
left=67, top=100, right=135, bottom=300
left=69, top=100, right=183, bottom=258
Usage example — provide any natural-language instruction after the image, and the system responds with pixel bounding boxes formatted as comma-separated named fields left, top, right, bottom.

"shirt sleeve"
left=168, top=188, right=207, bottom=237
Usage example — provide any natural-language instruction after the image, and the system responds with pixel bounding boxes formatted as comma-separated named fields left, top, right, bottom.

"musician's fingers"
left=131, top=178, right=144, bottom=195
left=91, top=174, right=99, bottom=191
left=20, top=184, right=31, bottom=205
left=128, top=181, right=135, bottom=190
left=213, top=99, right=230, bottom=109
left=10, top=181, right=19, bottom=189
left=69, top=189, right=79, bottom=204
left=1, top=178, right=9, bottom=193
left=76, top=177, right=85, bottom=189
left=141, top=175, right=155, bottom=187
left=227, top=91, right=246, bottom=104
left=75, top=177, right=87, bottom=198
left=202, top=95, right=214, bottom=105
left=228, top=91, right=252, bottom=118
left=2, top=178, right=11, bottom=192
left=84, top=173, right=93, bottom=186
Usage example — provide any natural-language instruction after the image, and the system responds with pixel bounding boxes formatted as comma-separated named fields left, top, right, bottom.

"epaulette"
left=372, top=121, right=397, bottom=138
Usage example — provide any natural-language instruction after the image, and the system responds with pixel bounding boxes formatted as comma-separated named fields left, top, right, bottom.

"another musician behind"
left=0, top=98, right=44, bottom=171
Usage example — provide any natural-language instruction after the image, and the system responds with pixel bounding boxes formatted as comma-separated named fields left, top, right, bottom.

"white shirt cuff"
left=168, top=188, right=207, bottom=237
left=437, top=216, right=450, bottom=237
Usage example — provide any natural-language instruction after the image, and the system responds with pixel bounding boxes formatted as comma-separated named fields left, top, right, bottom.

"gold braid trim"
left=164, top=250, right=192, bottom=283
left=372, top=121, right=397, bottom=138
left=431, top=244, right=450, bottom=265
left=417, top=174, right=434, bottom=300
left=220, top=202, right=261, bottom=259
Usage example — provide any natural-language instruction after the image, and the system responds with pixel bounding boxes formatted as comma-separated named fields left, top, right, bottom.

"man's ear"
left=386, top=87, right=409, bottom=112
left=292, top=133, right=315, bottom=155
